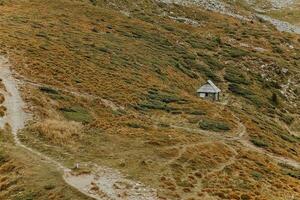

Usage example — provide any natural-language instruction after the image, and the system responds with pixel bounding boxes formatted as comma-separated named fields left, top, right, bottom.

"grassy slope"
left=267, top=2, right=300, bottom=26
left=0, top=129, right=91, bottom=200
left=0, top=0, right=300, bottom=199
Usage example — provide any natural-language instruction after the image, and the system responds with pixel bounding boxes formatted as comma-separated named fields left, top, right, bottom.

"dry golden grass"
left=32, top=119, right=83, bottom=145
left=0, top=93, right=4, bottom=104
left=0, top=0, right=299, bottom=199
left=0, top=105, right=6, bottom=117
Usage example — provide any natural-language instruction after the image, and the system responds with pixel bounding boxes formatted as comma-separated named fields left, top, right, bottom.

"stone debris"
left=157, top=0, right=252, bottom=21
left=169, top=16, right=200, bottom=26
left=257, top=14, right=300, bottom=34
left=64, top=165, right=158, bottom=200
left=245, top=0, right=295, bottom=10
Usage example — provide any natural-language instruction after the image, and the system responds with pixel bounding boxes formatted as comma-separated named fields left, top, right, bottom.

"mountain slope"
left=0, top=0, right=299, bottom=199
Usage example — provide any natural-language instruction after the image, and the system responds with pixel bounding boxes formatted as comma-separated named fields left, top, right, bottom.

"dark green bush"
left=280, top=134, right=299, bottom=143
left=199, top=119, right=230, bottom=132
left=202, top=55, right=225, bottom=70
left=224, top=68, right=250, bottom=85
left=127, top=123, right=145, bottom=129
left=186, top=110, right=206, bottom=115
left=228, top=84, right=253, bottom=96
left=39, top=86, right=59, bottom=94
left=250, top=138, right=268, bottom=147
left=60, top=106, right=92, bottom=123
left=226, top=48, right=249, bottom=58
left=271, top=93, right=280, bottom=106
left=251, top=171, right=263, bottom=180
left=195, top=64, right=221, bottom=82
left=280, top=114, right=294, bottom=125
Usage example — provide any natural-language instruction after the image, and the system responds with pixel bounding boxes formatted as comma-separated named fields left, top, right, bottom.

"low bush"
left=202, top=55, right=225, bottom=70
left=279, top=134, right=299, bottom=143
left=280, top=114, right=294, bottom=125
left=199, top=119, right=230, bottom=132
left=226, top=47, right=249, bottom=58
left=224, top=68, right=250, bottom=85
left=39, top=86, right=59, bottom=95
left=251, top=171, right=263, bottom=180
left=250, top=138, right=268, bottom=147
left=127, top=123, right=145, bottom=129
left=186, top=110, right=206, bottom=115
left=228, top=84, right=253, bottom=96
left=60, top=106, right=92, bottom=123
left=195, top=64, right=221, bottom=82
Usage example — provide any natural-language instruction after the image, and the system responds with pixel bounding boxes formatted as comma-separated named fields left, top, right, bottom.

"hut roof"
left=197, top=80, right=221, bottom=93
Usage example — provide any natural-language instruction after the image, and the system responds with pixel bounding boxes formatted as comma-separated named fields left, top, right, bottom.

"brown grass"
left=0, top=0, right=299, bottom=199
left=32, top=119, right=83, bottom=145
left=0, top=105, right=6, bottom=117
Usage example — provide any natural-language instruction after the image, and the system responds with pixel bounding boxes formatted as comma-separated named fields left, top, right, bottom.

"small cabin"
left=197, top=80, right=221, bottom=101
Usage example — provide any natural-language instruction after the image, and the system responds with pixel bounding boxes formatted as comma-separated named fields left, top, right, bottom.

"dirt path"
left=166, top=114, right=300, bottom=169
left=12, top=71, right=124, bottom=112
left=0, top=56, right=158, bottom=200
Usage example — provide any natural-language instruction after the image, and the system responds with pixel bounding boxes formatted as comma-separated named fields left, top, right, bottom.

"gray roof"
left=197, top=80, right=221, bottom=93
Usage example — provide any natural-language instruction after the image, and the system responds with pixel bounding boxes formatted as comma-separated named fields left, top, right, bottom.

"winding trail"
left=0, top=56, right=158, bottom=200
left=167, top=116, right=300, bottom=169
left=0, top=52, right=299, bottom=199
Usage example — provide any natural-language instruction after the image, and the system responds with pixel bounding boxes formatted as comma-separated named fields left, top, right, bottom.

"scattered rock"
left=257, top=14, right=300, bottom=34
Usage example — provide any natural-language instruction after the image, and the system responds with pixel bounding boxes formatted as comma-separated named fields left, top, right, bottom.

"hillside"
left=0, top=0, right=299, bottom=199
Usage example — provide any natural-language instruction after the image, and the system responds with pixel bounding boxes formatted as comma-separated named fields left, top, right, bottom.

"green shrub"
left=250, top=138, right=268, bottom=147
left=44, top=184, right=55, bottom=190
left=0, top=152, right=7, bottom=165
left=247, top=95, right=264, bottom=108
left=279, top=134, right=299, bottom=143
left=251, top=171, right=263, bottom=180
left=127, top=123, right=145, bottom=129
left=226, top=48, right=249, bottom=58
left=280, top=114, right=294, bottom=125
left=228, top=84, right=253, bottom=96
left=60, top=106, right=92, bottom=123
left=286, top=171, right=300, bottom=179
left=39, top=86, right=59, bottom=95
left=199, top=119, right=230, bottom=132
left=147, top=89, right=184, bottom=103
left=202, top=55, right=225, bottom=70
left=271, top=93, right=279, bottom=106
left=224, top=68, right=250, bottom=85
left=272, top=46, right=283, bottom=54
left=174, top=62, right=198, bottom=79
left=186, top=110, right=206, bottom=115
left=138, top=101, right=177, bottom=112
left=195, top=64, right=221, bottom=82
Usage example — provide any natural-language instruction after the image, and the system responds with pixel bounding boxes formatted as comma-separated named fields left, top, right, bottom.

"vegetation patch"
left=31, top=119, right=83, bottom=145
left=224, top=67, right=251, bottom=85
left=186, top=110, right=206, bottom=116
left=127, top=122, right=146, bottom=129
left=225, top=47, right=249, bottom=58
left=250, top=138, right=268, bottom=148
left=60, top=106, right=92, bottom=123
left=199, top=119, right=230, bottom=132
left=147, top=89, right=185, bottom=104
left=39, top=86, right=59, bottom=95
left=228, top=84, right=253, bottom=96
left=279, top=134, right=300, bottom=143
